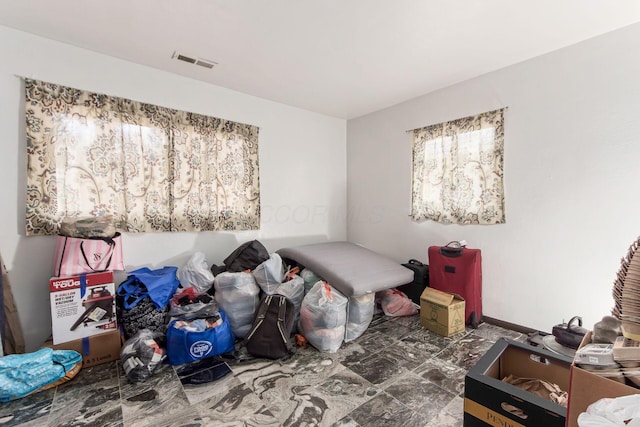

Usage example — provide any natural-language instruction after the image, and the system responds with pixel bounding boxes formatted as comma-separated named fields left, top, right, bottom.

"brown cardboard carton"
left=566, top=331, right=638, bottom=427
left=44, top=329, right=122, bottom=368
left=420, top=287, right=465, bottom=337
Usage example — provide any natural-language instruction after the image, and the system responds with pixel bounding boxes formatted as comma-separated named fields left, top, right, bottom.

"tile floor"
left=0, top=315, right=527, bottom=427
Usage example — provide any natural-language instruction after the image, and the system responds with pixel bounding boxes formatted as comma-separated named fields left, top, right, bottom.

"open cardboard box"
left=566, top=331, right=639, bottom=427
left=464, top=338, right=572, bottom=426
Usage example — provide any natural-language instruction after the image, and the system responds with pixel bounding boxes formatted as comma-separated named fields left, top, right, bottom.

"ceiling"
left=1, top=1, right=640, bottom=120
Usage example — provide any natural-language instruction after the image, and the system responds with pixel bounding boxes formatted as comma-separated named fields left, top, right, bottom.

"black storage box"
left=464, top=338, right=572, bottom=427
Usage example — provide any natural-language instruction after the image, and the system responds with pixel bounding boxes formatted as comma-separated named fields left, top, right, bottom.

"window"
left=24, top=79, right=260, bottom=236
left=410, top=108, right=505, bottom=225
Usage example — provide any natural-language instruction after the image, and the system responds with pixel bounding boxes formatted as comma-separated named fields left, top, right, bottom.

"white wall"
left=0, top=25, right=347, bottom=351
left=347, top=23, right=640, bottom=333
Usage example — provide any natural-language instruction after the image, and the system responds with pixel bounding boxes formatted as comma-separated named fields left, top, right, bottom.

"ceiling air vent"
left=172, top=51, right=217, bottom=69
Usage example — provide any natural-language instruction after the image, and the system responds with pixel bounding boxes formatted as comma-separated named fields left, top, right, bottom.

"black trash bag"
left=223, top=240, right=269, bottom=272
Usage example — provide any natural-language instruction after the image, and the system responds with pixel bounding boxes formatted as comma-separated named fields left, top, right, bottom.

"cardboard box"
left=44, top=329, right=122, bottom=368
left=49, top=271, right=117, bottom=344
left=420, top=287, right=465, bottom=337
left=464, top=338, right=572, bottom=427
left=566, top=332, right=638, bottom=427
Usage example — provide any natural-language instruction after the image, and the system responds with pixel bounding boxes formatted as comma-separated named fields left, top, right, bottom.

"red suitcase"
left=428, top=243, right=482, bottom=327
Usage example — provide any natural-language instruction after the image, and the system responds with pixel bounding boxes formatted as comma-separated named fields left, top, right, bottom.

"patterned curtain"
left=25, top=79, right=260, bottom=236
left=410, top=108, right=505, bottom=225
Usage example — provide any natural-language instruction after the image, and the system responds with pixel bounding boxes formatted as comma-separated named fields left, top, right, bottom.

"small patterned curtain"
left=410, top=108, right=505, bottom=225
left=25, top=79, right=260, bottom=236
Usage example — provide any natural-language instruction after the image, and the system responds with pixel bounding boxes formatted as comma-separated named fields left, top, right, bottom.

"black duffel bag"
left=223, top=240, right=269, bottom=272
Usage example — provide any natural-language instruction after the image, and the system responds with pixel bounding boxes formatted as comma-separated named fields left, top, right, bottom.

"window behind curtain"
left=410, top=108, right=505, bottom=225
left=24, top=79, right=260, bottom=236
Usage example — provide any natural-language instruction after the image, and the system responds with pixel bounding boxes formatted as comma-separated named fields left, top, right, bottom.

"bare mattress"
left=277, top=241, right=413, bottom=297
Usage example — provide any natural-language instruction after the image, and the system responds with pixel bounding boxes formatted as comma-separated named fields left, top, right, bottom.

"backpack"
left=223, top=240, right=269, bottom=272
left=245, top=294, right=295, bottom=359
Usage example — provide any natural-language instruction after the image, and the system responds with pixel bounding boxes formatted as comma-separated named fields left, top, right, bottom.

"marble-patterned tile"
left=402, top=327, right=468, bottom=354
left=0, top=387, right=55, bottom=427
left=229, top=357, right=306, bottom=421
left=413, top=357, right=468, bottom=396
left=182, top=371, right=243, bottom=406
left=350, top=330, right=399, bottom=355
left=49, top=403, right=123, bottom=427
left=382, top=371, right=457, bottom=420
left=342, top=352, right=409, bottom=387
left=48, top=362, right=123, bottom=427
left=375, top=338, right=435, bottom=371
left=51, top=362, right=120, bottom=404
left=228, top=355, right=283, bottom=381
left=120, top=363, right=191, bottom=427
left=426, top=395, right=463, bottom=427
left=399, top=331, right=448, bottom=356
left=367, top=313, right=389, bottom=328
left=282, top=368, right=379, bottom=426
left=366, top=317, right=413, bottom=341
left=435, top=334, right=495, bottom=371
left=284, top=346, right=347, bottom=380
left=346, top=391, right=429, bottom=427
left=469, top=323, right=526, bottom=343
left=331, top=416, right=361, bottom=427
left=0, top=417, right=52, bottom=427
left=332, top=340, right=370, bottom=366
left=134, top=410, right=205, bottom=427
left=193, top=381, right=280, bottom=426
left=71, top=361, right=120, bottom=386
left=389, top=314, right=422, bottom=330
left=0, top=310, right=513, bottom=427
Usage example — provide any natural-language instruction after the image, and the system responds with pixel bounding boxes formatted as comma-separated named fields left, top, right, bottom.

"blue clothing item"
left=0, top=348, right=82, bottom=402
left=118, top=266, right=180, bottom=310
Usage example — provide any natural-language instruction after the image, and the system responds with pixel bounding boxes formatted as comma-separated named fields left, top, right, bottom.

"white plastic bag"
left=299, top=281, right=347, bottom=352
left=345, top=293, right=375, bottom=342
left=214, top=272, right=260, bottom=338
left=578, top=395, right=640, bottom=426
left=275, top=274, right=305, bottom=333
left=252, top=253, right=285, bottom=294
left=177, top=252, right=214, bottom=294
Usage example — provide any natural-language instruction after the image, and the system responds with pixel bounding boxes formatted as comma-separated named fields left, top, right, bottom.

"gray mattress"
left=277, top=241, right=413, bottom=297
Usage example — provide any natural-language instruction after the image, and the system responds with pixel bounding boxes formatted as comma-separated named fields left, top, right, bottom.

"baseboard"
left=482, top=315, right=538, bottom=334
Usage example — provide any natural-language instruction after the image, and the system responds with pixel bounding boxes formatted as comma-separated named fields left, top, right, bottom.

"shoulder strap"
left=276, top=296, right=292, bottom=352
left=79, top=238, right=115, bottom=272
left=244, top=295, right=272, bottom=344
left=257, top=295, right=271, bottom=321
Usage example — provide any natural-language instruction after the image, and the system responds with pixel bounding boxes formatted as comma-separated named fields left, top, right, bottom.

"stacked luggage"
left=428, top=241, right=482, bottom=327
